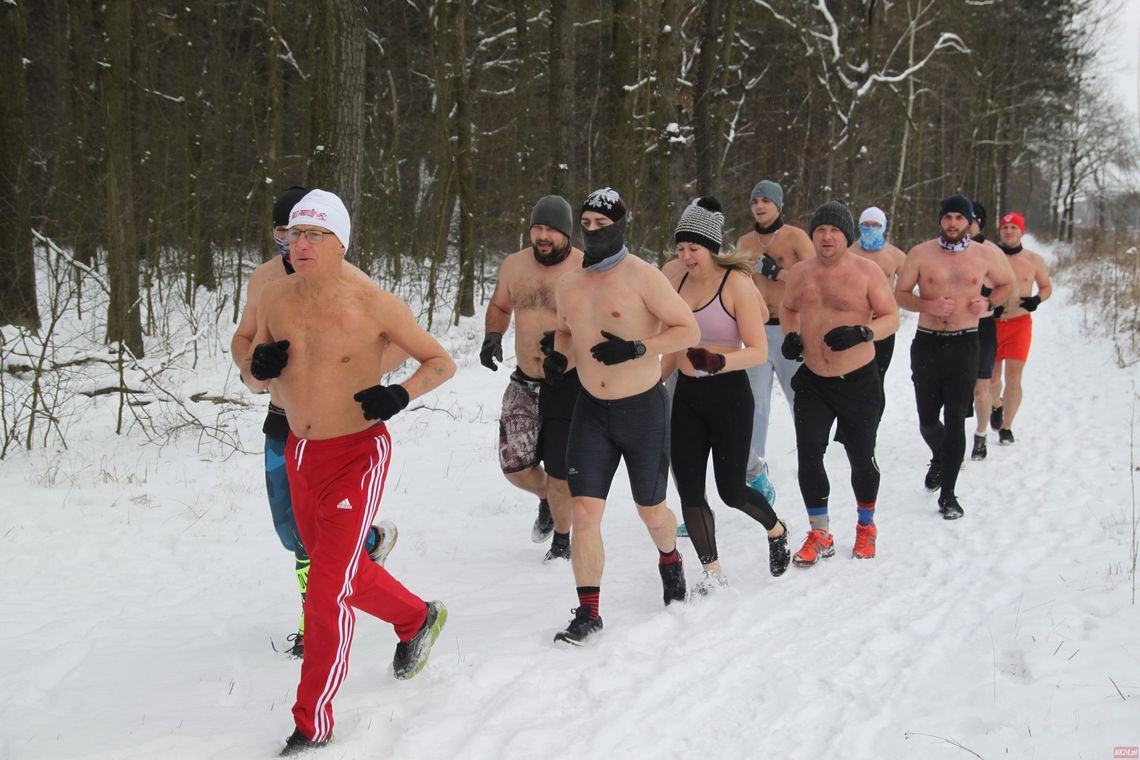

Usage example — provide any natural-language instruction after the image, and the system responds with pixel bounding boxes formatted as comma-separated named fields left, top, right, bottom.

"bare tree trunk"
left=102, top=0, right=143, bottom=356
left=605, top=0, right=635, bottom=197
left=549, top=0, right=575, bottom=197
left=653, top=0, right=680, bottom=260
left=0, top=0, right=38, bottom=330
left=263, top=0, right=284, bottom=261
left=451, top=1, right=476, bottom=320
left=693, top=0, right=721, bottom=196
left=311, top=0, right=366, bottom=233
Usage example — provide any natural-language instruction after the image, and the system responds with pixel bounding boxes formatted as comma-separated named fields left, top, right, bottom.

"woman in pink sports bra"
left=663, top=197, right=791, bottom=594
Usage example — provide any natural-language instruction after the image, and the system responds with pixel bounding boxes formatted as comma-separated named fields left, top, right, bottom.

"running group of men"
left=233, top=181, right=1050, bottom=753
left=481, top=183, right=1051, bottom=645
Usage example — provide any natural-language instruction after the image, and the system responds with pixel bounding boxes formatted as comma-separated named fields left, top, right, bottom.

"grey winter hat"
left=749, top=179, right=784, bottom=209
left=809, top=200, right=855, bottom=246
left=530, top=195, right=573, bottom=238
left=674, top=197, right=725, bottom=253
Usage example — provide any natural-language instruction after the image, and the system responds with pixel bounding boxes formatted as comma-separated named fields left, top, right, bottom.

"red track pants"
left=286, top=423, right=428, bottom=743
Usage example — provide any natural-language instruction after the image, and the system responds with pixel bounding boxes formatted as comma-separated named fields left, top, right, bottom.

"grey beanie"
left=531, top=195, right=573, bottom=238
left=809, top=200, right=856, bottom=246
left=750, top=179, right=784, bottom=209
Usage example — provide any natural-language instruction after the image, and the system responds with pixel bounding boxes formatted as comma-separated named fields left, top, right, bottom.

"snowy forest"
left=2, top=0, right=1137, bottom=350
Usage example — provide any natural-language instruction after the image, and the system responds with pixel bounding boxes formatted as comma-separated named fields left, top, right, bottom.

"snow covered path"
left=2, top=244, right=1138, bottom=759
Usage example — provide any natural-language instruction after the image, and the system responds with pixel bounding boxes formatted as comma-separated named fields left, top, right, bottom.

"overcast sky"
left=1104, top=0, right=1139, bottom=126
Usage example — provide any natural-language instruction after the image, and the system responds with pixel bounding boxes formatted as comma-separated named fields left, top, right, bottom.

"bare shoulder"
left=906, top=238, right=936, bottom=259
left=500, top=247, right=531, bottom=274
left=661, top=257, right=684, bottom=280
left=345, top=261, right=376, bottom=284
left=248, top=256, right=287, bottom=296
left=736, top=230, right=759, bottom=253
left=886, top=243, right=907, bottom=263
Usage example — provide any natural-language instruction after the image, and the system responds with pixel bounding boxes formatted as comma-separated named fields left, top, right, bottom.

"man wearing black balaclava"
left=544, top=187, right=700, bottom=646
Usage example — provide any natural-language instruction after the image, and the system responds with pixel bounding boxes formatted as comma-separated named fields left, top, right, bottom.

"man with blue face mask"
left=849, top=206, right=906, bottom=380
left=230, top=185, right=402, bottom=659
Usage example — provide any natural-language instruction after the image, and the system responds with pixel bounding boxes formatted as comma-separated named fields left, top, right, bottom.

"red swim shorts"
left=995, top=314, right=1032, bottom=362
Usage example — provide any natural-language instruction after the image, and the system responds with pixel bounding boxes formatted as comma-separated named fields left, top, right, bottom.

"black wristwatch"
left=633, top=341, right=647, bottom=358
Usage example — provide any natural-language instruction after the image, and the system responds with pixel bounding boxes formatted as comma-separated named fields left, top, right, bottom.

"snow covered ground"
left=2, top=238, right=1138, bottom=759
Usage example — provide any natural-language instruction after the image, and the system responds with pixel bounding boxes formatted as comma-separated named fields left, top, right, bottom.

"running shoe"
left=768, top=519, right=791, bottom=577
left=368, top=520, right=398, bottom=565
left=553, top=605, right=603, bottom=645
left=544, top=534, right=571, bottom=562
left=282, top=632, right=304, bottom=659
left=676, top=523, right=689, bottom=538
left=924, top=459, right=943, bottom=492
left=280, top=729, right=328, bottom=756
left=792, top=529, right=835, bottom=567
left=531, top=499, right=554, bottom=543
left=938, top=495, right=965, bottom=520
left=659, top=555, right=687, bottom=605
left=393, top=601, right=447, bottom=680
left=852, top=523, right=877, bottom=559
left=998, top=428, right=1015, bottom=445
left=747, top=472, right=777, bottom=506
left=990, top=405, right=1003, bottom=431
left=971, top=434, right=987, bottom=461
left=690, top=570, right=729, bottom=597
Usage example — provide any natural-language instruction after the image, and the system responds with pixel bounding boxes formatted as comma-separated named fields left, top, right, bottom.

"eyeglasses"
left=285, top=229, right=332, bottom=244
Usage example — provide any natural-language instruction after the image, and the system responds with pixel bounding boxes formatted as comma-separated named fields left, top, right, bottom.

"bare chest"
left=919, top=252, right=985, bottom=294
left=509, top=278, right=558, bottom=312
left=562, top=277, right=652, bottom=335
left=269, top=300, right=387, bottom=369
left=798, top=267, right=867, bottom=313
left=1007, top=254, right=1036, bottom=288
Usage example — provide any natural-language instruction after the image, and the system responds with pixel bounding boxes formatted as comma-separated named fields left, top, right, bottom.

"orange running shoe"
left=792, top=529, right=835, bottom=567
left=852, top=523, right=877, bottom=559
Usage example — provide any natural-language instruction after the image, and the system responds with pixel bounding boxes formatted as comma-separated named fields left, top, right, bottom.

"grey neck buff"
left=585, top=245, right=629, bottom=272
left=582, top=217, right=628, bottom=268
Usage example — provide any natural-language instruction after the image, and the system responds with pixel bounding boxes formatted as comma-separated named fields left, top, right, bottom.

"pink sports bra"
left=679, top=270, right=742, bottom=348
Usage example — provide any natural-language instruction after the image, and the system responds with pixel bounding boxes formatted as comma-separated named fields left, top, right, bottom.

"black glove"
left=480, top=332, right=503, bottom=371
left=1019, top=295, right=1041, bottom=312
left=993, top=305, right=1006, bottom=319
left=539, top=330, right=556, bottom=357
left=250, top=340, right=290, bottom=380
left=781, top=332, right=804, bottom=362
left=353, top=384, right=410, bottom=421
left=824, top=325, right=874, bottom=351
left=686, top=347, right=726, bottom=374
left=543, top=350, right=568, bottom=385
left=757, top=254, right=782, bottom=282
left=590, top=331, right=645, bottom=366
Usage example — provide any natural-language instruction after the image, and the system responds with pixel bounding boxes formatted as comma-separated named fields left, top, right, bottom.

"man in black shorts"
left=966, top=202, right=1012, bottom=460
left=545, top=188, right=700, bottom=644
left=895, top=196, right=1013, bottom=518
left=780, top=201, right=899, bottom=565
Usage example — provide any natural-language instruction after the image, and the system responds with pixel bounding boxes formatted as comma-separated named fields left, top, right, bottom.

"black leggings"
left=910, top=330, right=979, bottom=499
left=792, top=362, right=883, bottom=509
left=671, top=371, right=777, bottom=565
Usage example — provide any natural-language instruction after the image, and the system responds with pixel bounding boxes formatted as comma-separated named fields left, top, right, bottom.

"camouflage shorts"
left=498, top=368, right=542, bottom=473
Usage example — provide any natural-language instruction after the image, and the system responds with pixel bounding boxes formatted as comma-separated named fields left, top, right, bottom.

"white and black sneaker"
left=368, top=520, right=398, bottom=565
left=531, top=499, right=554, bottom=543
left=938, top=495, right=965, bottom=520
left=553, top=605, right=603, bottom=646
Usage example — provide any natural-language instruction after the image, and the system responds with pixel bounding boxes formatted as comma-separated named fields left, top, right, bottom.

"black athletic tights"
left=671, top=371, right=777, bottom=565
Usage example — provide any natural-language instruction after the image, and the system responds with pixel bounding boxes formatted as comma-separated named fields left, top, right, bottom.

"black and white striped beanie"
left=674, top=196, right=725, bottom=253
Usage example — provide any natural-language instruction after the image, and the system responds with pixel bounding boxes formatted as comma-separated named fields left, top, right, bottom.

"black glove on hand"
left=781, top=332, right=804, bottom=362
left=543, top=350, right=568, bottom=385
left=686, top=347, right=726, bottom=374
left=824, top=325, right=874, bottom=351
left=757, top=254, right=782, bottom=282
left=251, top=340, right=290, bottom=380
left=993, top=305, right=1006, bottom=319
left=480, top=332, right=504, bottom=371
left=539, top=330, right=556, bottom=358
left=1019, top=295, right=1041, bottom=312
left=353, top=384, right=410, bottom=421
left=590, top=331, right=645, bottom=366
